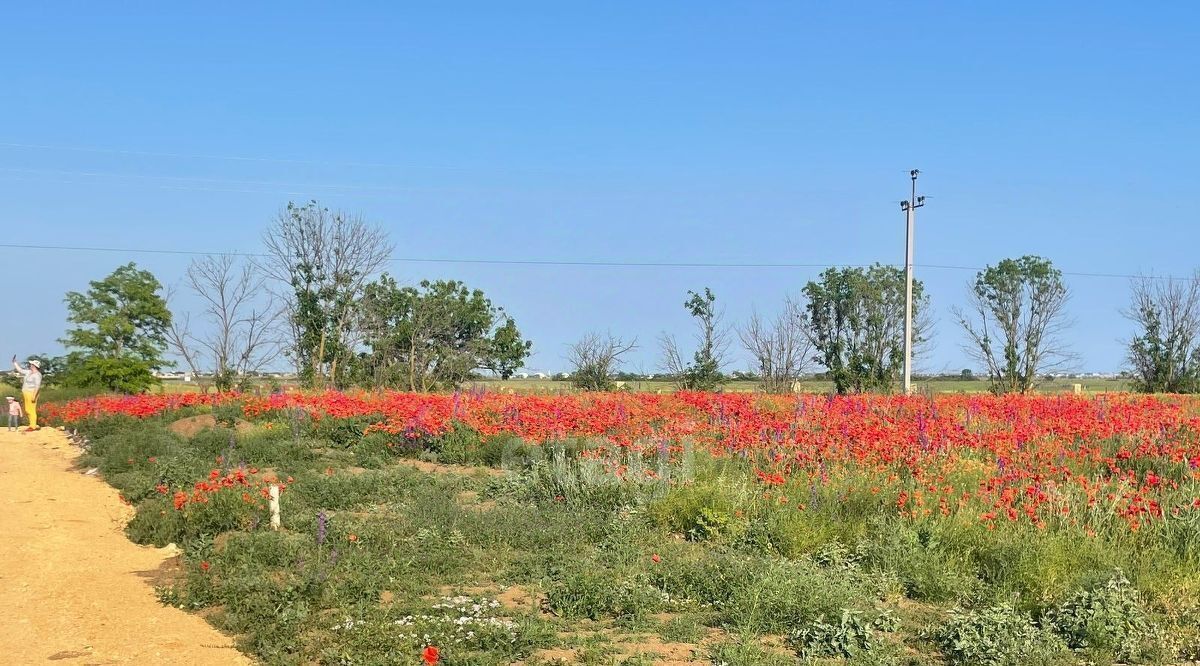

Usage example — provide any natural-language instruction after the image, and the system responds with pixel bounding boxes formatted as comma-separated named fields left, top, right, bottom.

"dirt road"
left=0, top=427, right=252, bottom=664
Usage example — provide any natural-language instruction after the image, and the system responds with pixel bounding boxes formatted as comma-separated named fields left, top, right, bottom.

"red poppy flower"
left=422, top=646, right=440, bottom=664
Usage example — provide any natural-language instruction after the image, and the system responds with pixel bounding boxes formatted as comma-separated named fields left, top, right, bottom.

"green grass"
left=71, top=409, right=1195, bottom=665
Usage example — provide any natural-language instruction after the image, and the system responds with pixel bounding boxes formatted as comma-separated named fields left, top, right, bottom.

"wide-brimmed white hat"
left=27, top=359, right=40, bottom=368
left=4, top=396, right=12, bottom=401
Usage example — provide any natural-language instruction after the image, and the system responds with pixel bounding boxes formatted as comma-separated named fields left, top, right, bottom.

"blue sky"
left=2, top=2, right=1197, bottom=374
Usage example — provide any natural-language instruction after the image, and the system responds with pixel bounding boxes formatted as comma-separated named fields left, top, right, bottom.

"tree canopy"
left=1125, top=274, right=1200, bottom=394
left=261, top=201, right=392, bottom=388
left=954, top=255, right=1072, bottom=394
left=660, top=288, right=729, bottom=391
left=802, top=264, right=926, bottom=394
left=357, top=276, right=531, bottom=390
left=60, top=263, right=172, bottom=393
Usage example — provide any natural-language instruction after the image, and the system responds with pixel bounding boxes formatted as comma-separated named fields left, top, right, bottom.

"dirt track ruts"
left=0, top=427, right=251, bottom=664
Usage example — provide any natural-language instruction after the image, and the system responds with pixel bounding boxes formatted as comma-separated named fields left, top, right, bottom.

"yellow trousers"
left=22, top=389, right=37, bottom=429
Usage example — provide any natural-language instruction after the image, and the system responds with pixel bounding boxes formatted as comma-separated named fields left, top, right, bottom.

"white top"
left=13, top=362, right=41, bottom=391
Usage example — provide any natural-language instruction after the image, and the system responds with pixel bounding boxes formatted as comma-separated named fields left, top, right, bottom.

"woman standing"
left=11, top=356, right=41, bottom=431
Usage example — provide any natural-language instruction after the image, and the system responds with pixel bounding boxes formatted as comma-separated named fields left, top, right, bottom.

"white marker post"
left=268, top=484, right=281, bottom=531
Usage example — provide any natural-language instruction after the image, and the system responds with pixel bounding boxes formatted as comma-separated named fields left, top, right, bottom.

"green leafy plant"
left=788, top=609, right=879, bottom=659
left=931, top=603, right=1069, bottom=666
left=59, top=262, right=172, bottom=393
left=1046, top=573, right=1168, bottom=663
left=545, top=568, right=666, bottom=620
left=212, top=401, right=244, bottom=428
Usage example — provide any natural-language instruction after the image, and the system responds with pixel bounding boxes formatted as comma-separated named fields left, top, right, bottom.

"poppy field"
left=48, top=390, right=1200, bottom=665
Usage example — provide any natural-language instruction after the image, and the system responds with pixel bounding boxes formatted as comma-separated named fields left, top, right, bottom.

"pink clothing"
left=7, top=401, right=20, bottom=416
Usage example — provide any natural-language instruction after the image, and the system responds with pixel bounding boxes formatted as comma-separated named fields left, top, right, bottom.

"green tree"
left=261, top=201, right=393, bottom=388
left=357, top=276, right=531, bottom=390
left=486, top=317, right=532, bottom=380
left=802, top=264, right=927, bottom=394
left=660, top=288, right=729, bottom=391
left=954, top=255, right=1072, bottom=394
left=1125, top=274, right=1200, bottom=393
left=60, top=263, right=172, bottom=393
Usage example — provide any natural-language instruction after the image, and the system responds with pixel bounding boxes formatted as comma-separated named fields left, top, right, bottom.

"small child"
left=6, top=396, right=22, bottom=431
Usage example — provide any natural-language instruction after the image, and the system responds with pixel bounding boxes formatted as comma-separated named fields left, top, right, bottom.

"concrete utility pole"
left=900, top=169, right=925, bottom=394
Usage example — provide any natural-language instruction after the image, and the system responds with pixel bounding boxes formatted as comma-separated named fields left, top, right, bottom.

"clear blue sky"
left=2, top=2, right=1197, bottom=374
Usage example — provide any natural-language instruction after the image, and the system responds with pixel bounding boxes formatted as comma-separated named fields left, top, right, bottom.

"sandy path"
left=0, top=427, right=252, bottom=665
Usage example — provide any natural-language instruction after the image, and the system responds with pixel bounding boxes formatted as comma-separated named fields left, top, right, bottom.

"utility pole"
left=900, top=169, right=925, bottom=394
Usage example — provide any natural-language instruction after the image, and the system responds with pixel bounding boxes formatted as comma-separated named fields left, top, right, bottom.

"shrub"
left=517, top=452, right=664, bottom=511
left=212, top=400, right=244, bottom=427
left=650, top=550, right=879, bottom=635
left=659, top=614, right=707, bottom=643
left=475, top=434, right=532, bottom=469
left=313, top=414, right=385, bottom=448
left=707, top=634, right=794, bottom=666
left=931, top=603, right=1070, bottom=666
left=234, top=427, right=317, bottom=468
left=545, top=568, right=665, bottom=620
left=857, top=518, right=979, bottom=603
left=723, top=558, right=873, bottom=634
left=736, top=507, right=848, bottom=557
left=70, top=413, right=144, bottom=440
left=649, top=482, right=741, bottom=541
left=787, top=609, right=879, bottom=659
left=290, top=468, right=420, bottom=512
left=968, top=528, right=1111, bottom=606
left=1046, top=573, right=1168, bottom=663
left=426, top=421, right=482, bottom=464
left=127, top=496, right=186, bottom=546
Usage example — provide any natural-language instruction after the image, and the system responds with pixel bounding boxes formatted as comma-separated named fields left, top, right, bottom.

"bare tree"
left=260, top=201, right=393, bottom=387
left=567, top=332, right=637, bottom=391
left=167, top=255, right=282, bottom=391
left=953, top=255, right=1073, bottom=394
left=739, top=296, right=812, bottom=393
left=165, top=298, right=205, bottom=386
left=1124, top=272, right=1200, bottom=393
left=658, top=333, right=688, bottom=385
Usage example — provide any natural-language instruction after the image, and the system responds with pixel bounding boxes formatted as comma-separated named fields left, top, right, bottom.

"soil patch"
left=394, top=457, right=507, bottom=477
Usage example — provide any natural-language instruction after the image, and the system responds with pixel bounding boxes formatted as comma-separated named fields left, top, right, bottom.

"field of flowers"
left=46, top=390, right=1200, bottom=665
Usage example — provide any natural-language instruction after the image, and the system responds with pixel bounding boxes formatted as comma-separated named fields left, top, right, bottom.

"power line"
left=0, top=242, right=1194, bottom=280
